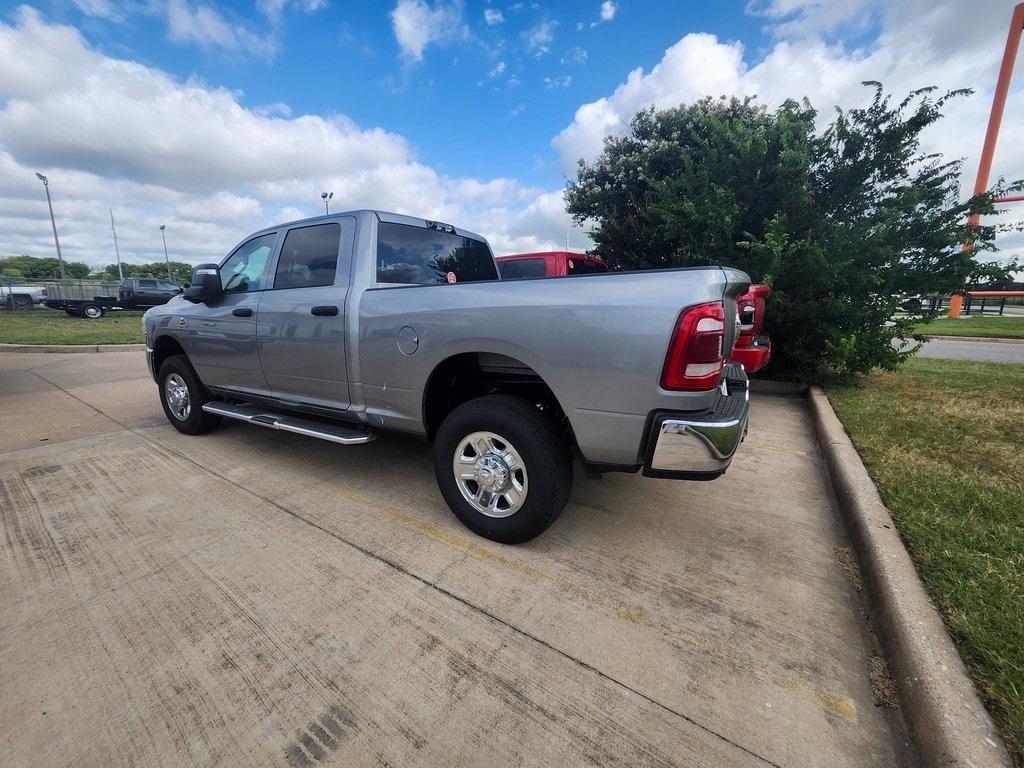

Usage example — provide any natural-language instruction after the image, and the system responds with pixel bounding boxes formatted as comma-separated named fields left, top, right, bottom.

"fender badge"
left=178, top=317, right=187, bottom=327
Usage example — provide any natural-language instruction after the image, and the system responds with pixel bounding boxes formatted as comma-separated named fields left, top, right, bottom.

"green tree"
left=565, top=85, right=1019, bottom=381
left=0, top=255, right=91, bottom=279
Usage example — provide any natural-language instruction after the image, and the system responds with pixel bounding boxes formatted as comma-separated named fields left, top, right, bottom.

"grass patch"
left=0, top=308, right=145, bottom=345
left=826, top=357, right=1024, bottom=763
left=915, top=315, right=1024, bottom=339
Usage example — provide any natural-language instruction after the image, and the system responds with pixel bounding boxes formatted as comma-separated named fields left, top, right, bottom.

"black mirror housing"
left=184, top=263, right=221, bottom=303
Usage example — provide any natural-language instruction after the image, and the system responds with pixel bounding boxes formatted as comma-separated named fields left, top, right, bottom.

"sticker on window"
left=447, top=271, right=457, bottom=284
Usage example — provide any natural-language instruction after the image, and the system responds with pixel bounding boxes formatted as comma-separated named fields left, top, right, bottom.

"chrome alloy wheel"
left=452, top=431, right=528, bottom=518
left=164, top=373, right=191, bottom=421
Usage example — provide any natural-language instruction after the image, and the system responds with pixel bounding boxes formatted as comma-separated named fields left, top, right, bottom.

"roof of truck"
left=247, top=209, right=488, bottom=245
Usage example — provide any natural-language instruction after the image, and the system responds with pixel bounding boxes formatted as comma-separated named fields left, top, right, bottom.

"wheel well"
left=152, top=335, right=186, bottom=376
left=422, top=352, right=575, bottom=446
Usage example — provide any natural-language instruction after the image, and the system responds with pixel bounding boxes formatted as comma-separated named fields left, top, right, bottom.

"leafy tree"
left=94, top=261, right=195, bottom=286
left=0, top=255, right=91, bottom=279
left=565, top=85, right=1020, bottom=381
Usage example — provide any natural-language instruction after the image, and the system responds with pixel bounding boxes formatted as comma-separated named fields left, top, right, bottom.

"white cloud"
left=523, top=20, right=557, bottom=57
left=544, top=75, right=572, bottom=89
left=488, top=60, right=506, bottom=77
left=0, top=7, right=570, bottom=267
left=553, top=0, right=1024, bottom=264
left=484, top=8, right=503, bottom=25
left=562, top=46, right=588, bottom=65
left=166, top=0, right=274, bottom=58
left=71, top=0, right=127, bottom=22
left=598, top=1, right=616, bottom=22
left=389, top=0, right=467, bottom=61
left=258, top=0, right=330, bottom=21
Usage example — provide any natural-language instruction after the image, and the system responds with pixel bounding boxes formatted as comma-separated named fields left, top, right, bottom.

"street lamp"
left=159, top=224, right=171, bottom=279
left=321, top=191, right=333, bottom=214
left=35, top=172, right=66, bottom=280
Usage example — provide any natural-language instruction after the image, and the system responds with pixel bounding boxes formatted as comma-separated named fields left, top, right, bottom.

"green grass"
left=915, top=315, right=1024, bottom=339
left=0, top=308, right=145, bottom=344
left=827, top=358, right=1024, bottom=764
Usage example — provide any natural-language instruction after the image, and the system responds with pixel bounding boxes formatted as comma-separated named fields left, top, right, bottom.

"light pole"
left=35, top=172, right=66, bottom=280
left=159, top=224, right=171, bottom=279
left=110, top=209, right=123, bottom=281
left=321, top=191, right=333, bottom=214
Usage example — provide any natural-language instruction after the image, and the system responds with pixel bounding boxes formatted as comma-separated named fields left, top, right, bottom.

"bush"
left=565, top=84, right=1019, bottom=381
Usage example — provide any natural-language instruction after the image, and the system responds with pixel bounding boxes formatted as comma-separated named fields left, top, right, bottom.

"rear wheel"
left=12, top=294, right=33, bottom=311
left=433, top=394, right=571, bottom=544
left=157, top=355, right=221, bottom=435
left=81, top=303, right=105, bottom=319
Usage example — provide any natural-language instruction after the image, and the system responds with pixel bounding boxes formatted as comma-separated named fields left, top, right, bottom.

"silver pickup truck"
left=144, top=210, right=752, bottom=543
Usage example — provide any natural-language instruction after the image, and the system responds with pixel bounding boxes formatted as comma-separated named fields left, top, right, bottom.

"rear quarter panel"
left=356, top=268, right=746, bottom=465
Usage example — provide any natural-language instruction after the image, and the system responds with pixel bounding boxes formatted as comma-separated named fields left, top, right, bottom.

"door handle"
left=232, top=307, right=253, bottom=317
left=311, top=305, right=339, bottom=316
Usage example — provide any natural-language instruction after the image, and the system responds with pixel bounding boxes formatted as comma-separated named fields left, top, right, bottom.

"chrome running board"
left=202, top=401, right=376, bottom=445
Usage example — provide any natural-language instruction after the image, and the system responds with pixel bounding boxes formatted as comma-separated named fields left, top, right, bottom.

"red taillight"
left=41, top=287, right=48, bottom=297
left=661, top=301, right=726, bottom=391
left=736, top=284, right=770, bottom=348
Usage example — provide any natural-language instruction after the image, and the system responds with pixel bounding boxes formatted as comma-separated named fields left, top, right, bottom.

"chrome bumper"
left=643, top=381, right=750, bottom=479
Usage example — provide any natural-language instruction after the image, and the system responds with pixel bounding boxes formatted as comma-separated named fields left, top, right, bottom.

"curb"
left=808, top=386, right=1011, bottom=768
left=0, top=343, right=145, bottom=353
left=923, top=334, right=1024, bottom=345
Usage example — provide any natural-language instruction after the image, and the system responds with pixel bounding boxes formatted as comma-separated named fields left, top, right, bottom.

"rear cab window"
left=376, top=222, right=497, bottom=285
left=499, top=258, right=547, bottom=279
left=568, top=258, right=604, bottom=275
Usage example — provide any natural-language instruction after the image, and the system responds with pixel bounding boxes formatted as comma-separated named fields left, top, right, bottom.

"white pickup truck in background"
left=0, top=283, right=47, bottom=310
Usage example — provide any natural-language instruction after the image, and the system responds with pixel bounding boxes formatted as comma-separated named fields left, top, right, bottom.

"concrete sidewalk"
left=0, top=351, right=913, bottom=767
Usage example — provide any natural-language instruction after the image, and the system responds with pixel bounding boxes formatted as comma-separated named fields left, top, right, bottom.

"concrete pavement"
left=917, top=337, right=1024, bottom=363
left=0, top=351, right=913, bottom=767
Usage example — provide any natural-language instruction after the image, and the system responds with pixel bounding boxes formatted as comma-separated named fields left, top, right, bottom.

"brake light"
left=661, top=302, right=726, bottom=391
left=736, top=284, right=770, bottom=348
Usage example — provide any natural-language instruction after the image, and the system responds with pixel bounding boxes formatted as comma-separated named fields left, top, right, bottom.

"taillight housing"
left=661, top=301, right=726, bottom=391
left=735, top=284, right=770, bottom=348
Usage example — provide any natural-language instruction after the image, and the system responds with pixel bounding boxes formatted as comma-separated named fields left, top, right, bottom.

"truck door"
left=187, top=232, right=277, bottom=397
left=135, top=278, right=160, bottom=306
left=256, top=218, right=354, bottom=411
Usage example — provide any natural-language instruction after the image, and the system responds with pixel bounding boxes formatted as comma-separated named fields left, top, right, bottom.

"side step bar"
left=202, top=401, right=376, bottom=445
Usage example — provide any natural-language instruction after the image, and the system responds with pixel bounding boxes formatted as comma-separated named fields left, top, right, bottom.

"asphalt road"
left=918, top=338, right=1024, bottom=363
left=0, top=350, right=913, bottom=767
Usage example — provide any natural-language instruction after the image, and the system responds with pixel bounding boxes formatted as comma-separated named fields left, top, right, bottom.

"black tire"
left=901, top=297, right=923, bottom=312
left=157, top=355, right=222, bottom=435
left=433, top=394, right=571, bottom=544
left=65, top=308, right=78, bottom=317
left=80, top=303, right=105, bottom=319
left=12, top=294, right=33, bottom=311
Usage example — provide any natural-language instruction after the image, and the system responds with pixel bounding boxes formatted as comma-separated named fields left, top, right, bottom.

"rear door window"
left=376, top=222, right=497, bottom=285
left=138, top=279, right=157, bottom=289
left=499, top=258, right=547, bottom=278
left=274, top=223, right=341, bottom=289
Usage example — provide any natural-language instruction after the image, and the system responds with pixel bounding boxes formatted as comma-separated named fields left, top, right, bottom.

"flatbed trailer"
left=43, top=280, right=120, bottom=318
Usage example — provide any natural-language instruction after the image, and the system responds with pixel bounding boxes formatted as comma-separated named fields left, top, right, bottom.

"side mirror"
left=183, top=263, right=222, bottom=303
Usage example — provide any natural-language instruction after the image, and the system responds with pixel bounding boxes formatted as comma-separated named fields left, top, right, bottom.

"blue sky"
left=42, top=1, right=776, bottom=187
left=0, top=1, right=1021, bottom=267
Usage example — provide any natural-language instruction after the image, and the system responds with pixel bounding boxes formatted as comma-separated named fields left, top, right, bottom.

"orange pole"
left=951, top=2, right=1024, bottom=317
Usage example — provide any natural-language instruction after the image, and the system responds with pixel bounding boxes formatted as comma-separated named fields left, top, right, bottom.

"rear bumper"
left=731, top=335, right=771, bottom=373
left=642, top=374, right=749, bottom=480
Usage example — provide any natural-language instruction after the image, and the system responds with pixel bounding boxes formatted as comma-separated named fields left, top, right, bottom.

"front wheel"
left=433, top=394, right=571, bottom=544
left=157, top=355, right=222, bottom=435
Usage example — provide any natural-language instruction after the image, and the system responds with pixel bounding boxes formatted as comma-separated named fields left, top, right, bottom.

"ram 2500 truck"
left=144, top=210, right=752, bottom=543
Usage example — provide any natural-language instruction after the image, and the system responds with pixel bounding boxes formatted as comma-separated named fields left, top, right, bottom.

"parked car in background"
left=497, top=250, right=773, bottom=373
left=0, top=283, right=47, bottom=310
left=145, top=210, right=753, bottom=544
left=119, top=277, right=183, bottom=309
left=497, top=250, right=607, bottom=278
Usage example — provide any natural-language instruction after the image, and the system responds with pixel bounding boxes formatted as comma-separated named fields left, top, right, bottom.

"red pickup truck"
left=496, top=251, right=772, bottom=373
